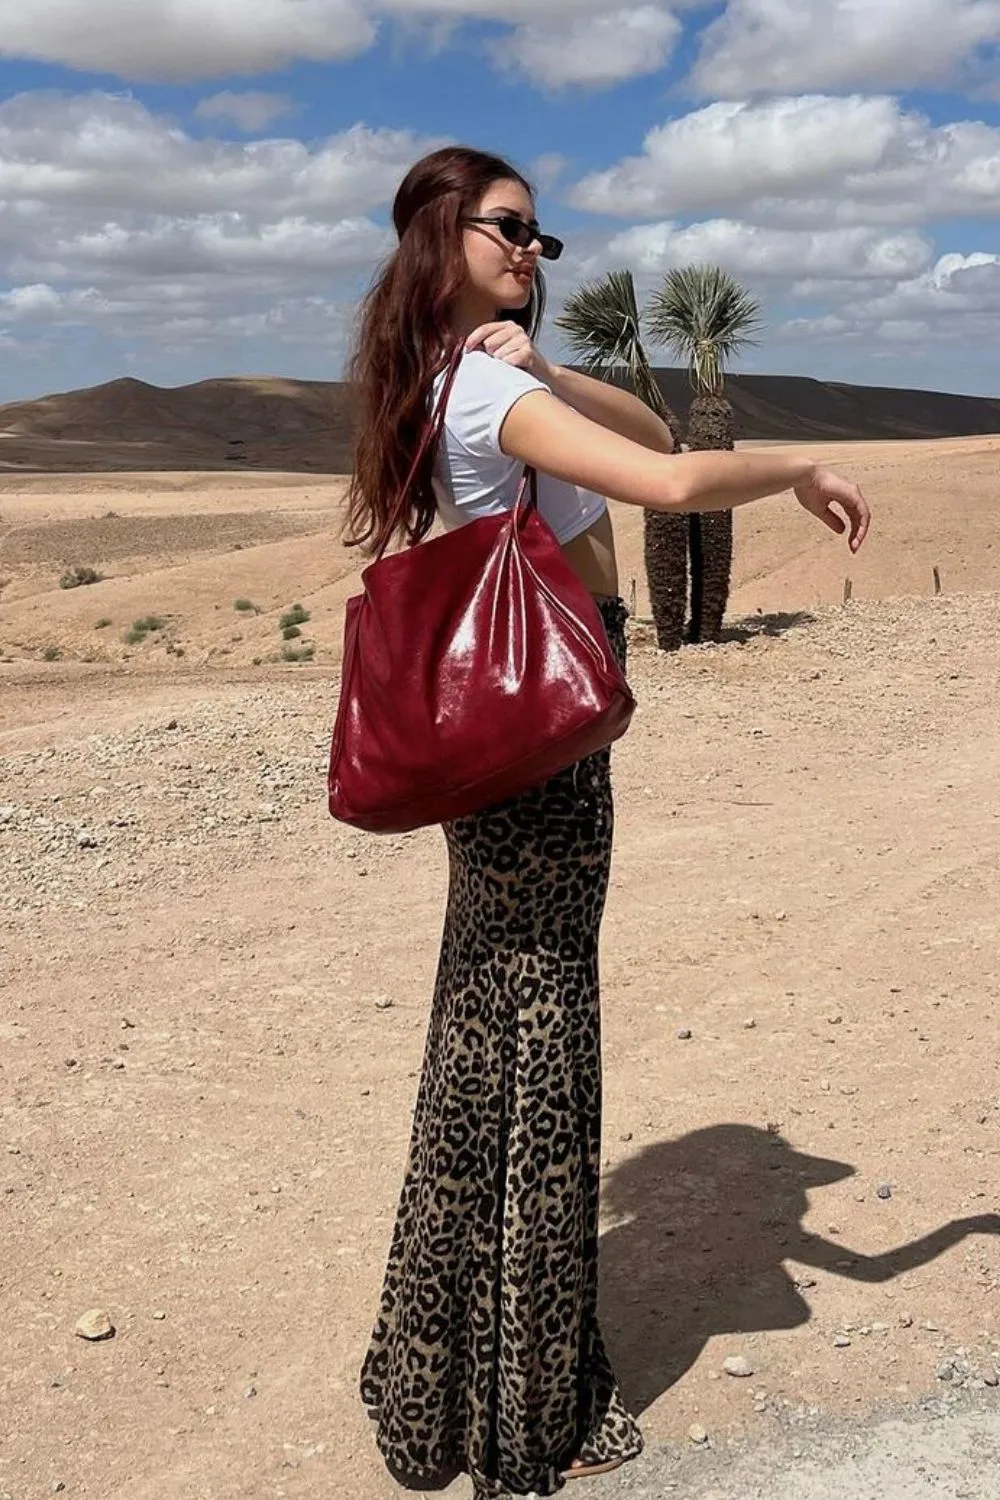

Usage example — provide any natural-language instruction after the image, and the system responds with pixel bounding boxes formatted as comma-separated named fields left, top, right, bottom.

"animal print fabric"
left=360, top=597, right=644, bottom=1497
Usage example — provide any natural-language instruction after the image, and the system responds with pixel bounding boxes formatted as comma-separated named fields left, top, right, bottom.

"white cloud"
left=0, top=92, right=434, bottom=221
left=567, top=96, right=1000, bottom=225
left=529, top=153, right=570, bottom=192
left=0, top=92, right=436, bottom=365
left=0, top=1, right=376, bottom=82
left=690, top=0, right=1000, bottom=97
left=3, top=0, right=994, bottom=97
left=779, top=253, right=1000, bottom=347
left=0, top=0, right=701, bottom=88
left=492, top=5, right=682, bottom=88
left=606, top=220, right=933, bottom=280
left=11, top=217, right=390, bottom=285
left=194, top=91, right=298, bottom=132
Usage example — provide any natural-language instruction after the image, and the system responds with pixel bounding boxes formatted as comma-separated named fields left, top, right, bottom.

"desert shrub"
left=282, top=624, right=301, bottom=640
left=124, top=615, right=164, bottom=645
left=95, top=617, right=112, bottom=629
left=282, top=643, right=315, bottom=663
left=234, top=598, right=258, bottom=613
left=279, top=603, right=310, bottom=629
left=60, top=566, right=104, bottom=589
left=42, top=645, right=61, bottom=661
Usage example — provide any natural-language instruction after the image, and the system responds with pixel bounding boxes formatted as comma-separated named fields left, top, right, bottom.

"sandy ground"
left=2, top=437, right=1000, bottom=1499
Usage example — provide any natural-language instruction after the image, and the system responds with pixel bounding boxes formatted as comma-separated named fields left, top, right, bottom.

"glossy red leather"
left=327, top=352, right=635, bottom=834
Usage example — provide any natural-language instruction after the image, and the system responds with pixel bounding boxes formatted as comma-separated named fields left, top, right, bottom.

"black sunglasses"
left=462, top=214, right=564, bottom=262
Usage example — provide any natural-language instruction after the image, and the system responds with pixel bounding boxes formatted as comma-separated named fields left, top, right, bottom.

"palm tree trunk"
left=687, top=512, right=733, bottom=643
left=644, top=509, right=688, bottom=651
left=685, top=394, right=735, bottom=642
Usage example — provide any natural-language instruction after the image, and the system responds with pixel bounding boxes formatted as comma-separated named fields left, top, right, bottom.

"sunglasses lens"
left=540, top=235, right=563, bottom=261
left=498, top=216, right=533, bottom=249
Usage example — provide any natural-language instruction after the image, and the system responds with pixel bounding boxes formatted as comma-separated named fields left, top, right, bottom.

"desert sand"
left=2, top=434, right=1000, bottom=1499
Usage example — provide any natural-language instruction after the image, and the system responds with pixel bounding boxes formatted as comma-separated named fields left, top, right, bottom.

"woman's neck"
left=449, top=289, right=502, bottom=341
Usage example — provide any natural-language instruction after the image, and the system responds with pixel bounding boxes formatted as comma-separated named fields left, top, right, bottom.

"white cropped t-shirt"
left=430, top=351, right=607, bottom=545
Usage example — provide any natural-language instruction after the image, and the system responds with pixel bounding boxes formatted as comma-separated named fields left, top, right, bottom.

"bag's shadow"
left=598, top=1124, right=1000, bottom=1416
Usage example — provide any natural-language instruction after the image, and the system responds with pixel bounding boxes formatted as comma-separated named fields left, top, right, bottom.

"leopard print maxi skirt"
left=360, top=597, right=644, bottom=1498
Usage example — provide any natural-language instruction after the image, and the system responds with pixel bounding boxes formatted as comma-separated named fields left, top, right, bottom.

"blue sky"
left=1, top=1, right=998, bottom=404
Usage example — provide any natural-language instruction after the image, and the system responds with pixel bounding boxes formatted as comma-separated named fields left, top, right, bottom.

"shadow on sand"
left=719, top=609, right=817, bottom=643
left=598, top=1124, right=1000, bottom=1416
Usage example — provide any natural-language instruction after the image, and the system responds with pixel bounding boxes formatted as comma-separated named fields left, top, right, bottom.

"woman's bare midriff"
left=562, top=507, right=619, bottom=601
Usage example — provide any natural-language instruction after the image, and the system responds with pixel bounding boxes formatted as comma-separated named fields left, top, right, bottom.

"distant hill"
left=1, top=368, right=998, bottom=474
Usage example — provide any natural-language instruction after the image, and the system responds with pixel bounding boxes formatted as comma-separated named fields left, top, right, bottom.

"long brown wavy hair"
left=344, top=146, right=546, bottom=556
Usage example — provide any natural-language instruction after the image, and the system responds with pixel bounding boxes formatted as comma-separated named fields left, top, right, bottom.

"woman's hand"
left=794, top=466, right=872, bottom=553
left=464, top=320, right=555, bottom=385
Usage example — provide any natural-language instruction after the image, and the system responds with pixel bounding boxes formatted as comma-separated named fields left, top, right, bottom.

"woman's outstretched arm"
left=499, top=387, right=871, bottom=552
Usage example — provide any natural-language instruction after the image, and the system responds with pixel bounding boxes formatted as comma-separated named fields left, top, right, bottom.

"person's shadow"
left=598, top=1125, right=1000, bottom=1415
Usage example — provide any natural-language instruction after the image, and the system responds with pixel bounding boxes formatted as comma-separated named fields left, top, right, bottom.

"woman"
left=346, top=147, right=870, bottom=1499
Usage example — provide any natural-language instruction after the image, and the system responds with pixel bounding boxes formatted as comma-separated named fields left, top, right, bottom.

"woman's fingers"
left=464, top=320, right=519, bottom=352
left=796, top=469, right=871, bottom=552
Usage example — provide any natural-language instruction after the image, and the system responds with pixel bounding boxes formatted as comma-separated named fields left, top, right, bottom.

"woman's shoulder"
left=439, top=350, right=547, bottom=403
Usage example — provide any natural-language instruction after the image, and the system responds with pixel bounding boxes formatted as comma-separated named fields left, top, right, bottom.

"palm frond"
left=554, top=268, right=666, bottom=417
left=645, top=265, right=762, bottom=395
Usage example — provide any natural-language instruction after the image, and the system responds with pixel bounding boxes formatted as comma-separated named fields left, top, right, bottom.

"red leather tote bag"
left=327, top=347, right=635, bottom=834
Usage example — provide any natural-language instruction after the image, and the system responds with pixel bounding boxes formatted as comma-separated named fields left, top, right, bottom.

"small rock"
left=76, top=830, right=98, bottom=849
left=833, top=1335, right=852, bottom=1348
left=899, top=1313, right=914, bottom=1328
left=922, top=1321, right=941, bottom=1333
left=744, top=1018, right=757, bottom=1030
left=75, top=1308, right=115, bottom=1341
left=723, top=1356, right=754, bottom=1378
left=152, top=1310, right=167, bottom=1321
left=688, top=1423, right=708, bottom=1445
left=984, top=1372, right=998, bottom=1388
left=244, top=1384, right=258, bottom=1398
left=877, top=1183, right=893, bottom=1200
left=936, top=1362, right=956, bottom=1382
left=373, top=995, right=394, bottom=1011
left=677, top=1028, right=693, bottom=1041
left=166, top=719, right=179, bottom=730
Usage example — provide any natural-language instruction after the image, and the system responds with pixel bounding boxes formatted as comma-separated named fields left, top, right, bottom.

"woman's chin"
left=497, top=282, right=533, bottom=311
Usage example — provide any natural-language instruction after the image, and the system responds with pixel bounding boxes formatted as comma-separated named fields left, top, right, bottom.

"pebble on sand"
left=723, top=1356, right=755, bottom=1378
left=75, top=1308, right=115, bottom=1341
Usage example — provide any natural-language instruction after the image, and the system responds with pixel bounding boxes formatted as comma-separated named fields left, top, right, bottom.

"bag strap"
left=375, top=342, right=465, bottom=560
left=513, top=464, right=538, bottom=514
left=376, top=342, right=539, bottom=559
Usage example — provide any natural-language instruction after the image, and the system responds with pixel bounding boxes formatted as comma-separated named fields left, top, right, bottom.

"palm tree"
left=555, top=269, right=688, bottom=651
left=646, top=266, right=762, bottom=641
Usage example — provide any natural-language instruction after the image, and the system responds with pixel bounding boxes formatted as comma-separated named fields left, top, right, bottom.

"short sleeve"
left=443, top=351, right=548, bottom=460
